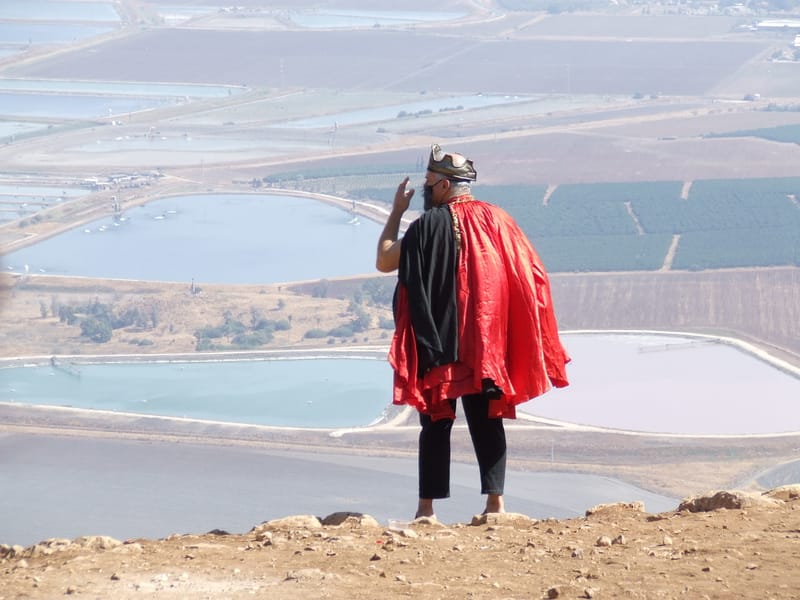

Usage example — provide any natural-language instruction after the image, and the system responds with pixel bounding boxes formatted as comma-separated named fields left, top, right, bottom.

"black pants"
left=418, top=393, right=507, bottom=499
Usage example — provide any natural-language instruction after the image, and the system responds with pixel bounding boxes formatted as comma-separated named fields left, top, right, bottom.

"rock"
left=252, top=515, right=322, bottom=532
left=470, top=512, right=532, bottom=527
left=255, top=530, right=273, bottom=544
left=24, top=538, right=74, bottom=558
left=413, top=515, right=445, bottom=527
left=586, top=501, right=645, bottom=517
left=20, top=538, right=73, bottom=558
left=74, top=536, right=122, bottom=551
left=763, top=485, right=800, bottom=501
left=678, top=490, right=782, bottom=513
left=397, top=528, right=418, bottom=539
left=321, top=512, right=380, bottom=528
left=547, top=585, right=561, bottom=598
left=595, top=536, right=612, bottom=547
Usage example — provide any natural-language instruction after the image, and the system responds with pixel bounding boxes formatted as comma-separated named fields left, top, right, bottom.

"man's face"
left=423, top=172, right=449, bottom=210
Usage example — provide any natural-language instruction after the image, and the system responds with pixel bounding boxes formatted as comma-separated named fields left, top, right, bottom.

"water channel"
left=2, top=193, right=382, bottom=283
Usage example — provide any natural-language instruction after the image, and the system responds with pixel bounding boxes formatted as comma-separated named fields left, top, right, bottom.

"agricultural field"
left=549, top=266, right=800, bottom=364
left=1, top=2, right=799, bottom=364
left=458, top=178, right=799, bottom=271
left=4, top=23, right=770, bottom=97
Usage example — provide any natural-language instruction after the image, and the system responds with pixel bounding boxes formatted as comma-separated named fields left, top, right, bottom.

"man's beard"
left=423, top=185, right=434, bottom=211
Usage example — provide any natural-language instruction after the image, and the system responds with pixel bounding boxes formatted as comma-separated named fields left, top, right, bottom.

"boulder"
left=251, top=515, right=322, bottom=533
left=321, top=512, right=380, bottom=528
left=73, top=536, right=122, bottom=551
left=585, top=501, right=645, bottom=517
left=470, top=512, right=533, bottom=527
left=678, top=490, right=782, bottom=513
left=763, top=485, right=800, bottom=501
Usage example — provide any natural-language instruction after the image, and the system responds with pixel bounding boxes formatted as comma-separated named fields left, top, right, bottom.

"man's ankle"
left=484, top=494, right=505, bottom=514
left=415, top=499, right=434, bottom=518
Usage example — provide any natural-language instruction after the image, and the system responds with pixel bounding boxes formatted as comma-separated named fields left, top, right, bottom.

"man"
left=376, top=144, right=570, bottom=519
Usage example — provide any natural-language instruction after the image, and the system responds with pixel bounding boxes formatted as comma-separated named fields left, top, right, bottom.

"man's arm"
left=376, top=177, right=414, bottom=273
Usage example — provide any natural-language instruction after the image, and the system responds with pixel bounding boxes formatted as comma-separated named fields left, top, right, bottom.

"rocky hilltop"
left=2, top=488, right=799, bottom=599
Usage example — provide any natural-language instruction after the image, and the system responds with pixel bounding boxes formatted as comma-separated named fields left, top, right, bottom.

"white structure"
left=756, top=19, right=800, bottom=30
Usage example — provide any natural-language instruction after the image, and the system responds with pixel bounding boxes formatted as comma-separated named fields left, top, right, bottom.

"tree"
left=250, top=306, right=263, bottom=328
left=362, top=278, right=394, bottom=305
left=58, top=305, right=77, bottom=325
left=80, top=317, right=112, bottom=343
left=312, top=279, right=329, bottom=298
left=350, top=307, right=372, bottom=333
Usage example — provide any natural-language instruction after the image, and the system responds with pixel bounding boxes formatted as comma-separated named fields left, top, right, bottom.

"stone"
left=397, top=528, right=418, bottom=539
left=596, top=536, right=612, bottom=547
left=470, top=512, right=532, bottom=527
left=252, top=515, right=322, bottom=532
left=74, top=536, right=122, bottom=551
left=678, top=490, right=782, bottom=513
left=255, top=531, right=273, bottom=543
left=763, top=485, right=800, bottom=501
left=321, top=512, right=380, bottom=528
left=413, top=516, right=445, bottom=527
left=284, top=568, right=338, bottom=582
left=586, top=501, right=645, bottom=517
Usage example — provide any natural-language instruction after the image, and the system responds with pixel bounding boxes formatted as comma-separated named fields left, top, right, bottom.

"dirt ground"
left=0, top=272, right=394, bottom=358
left=2, top=490, right=799, bottom=600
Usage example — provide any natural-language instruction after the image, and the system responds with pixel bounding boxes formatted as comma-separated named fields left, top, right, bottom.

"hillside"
left=2, top=488, right=799, bottom=599
left=3, top=266, right=797, bottom=369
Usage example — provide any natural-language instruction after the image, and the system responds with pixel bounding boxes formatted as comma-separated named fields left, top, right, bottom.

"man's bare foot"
left=483, top=493, right=505, bottom=514
left=415, top=498, right=434, bottom=519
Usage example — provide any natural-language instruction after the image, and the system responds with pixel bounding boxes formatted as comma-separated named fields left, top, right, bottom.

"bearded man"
left=376, top=144, right=570, bottom=518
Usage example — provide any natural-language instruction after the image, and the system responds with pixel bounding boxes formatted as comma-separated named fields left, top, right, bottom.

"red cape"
left=389, top=199, right=570, bottom=421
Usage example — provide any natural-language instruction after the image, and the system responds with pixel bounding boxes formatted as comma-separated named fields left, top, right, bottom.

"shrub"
left=80, top=317, right=112, bottom=343
left=327, top=325, right=355, bottom=338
